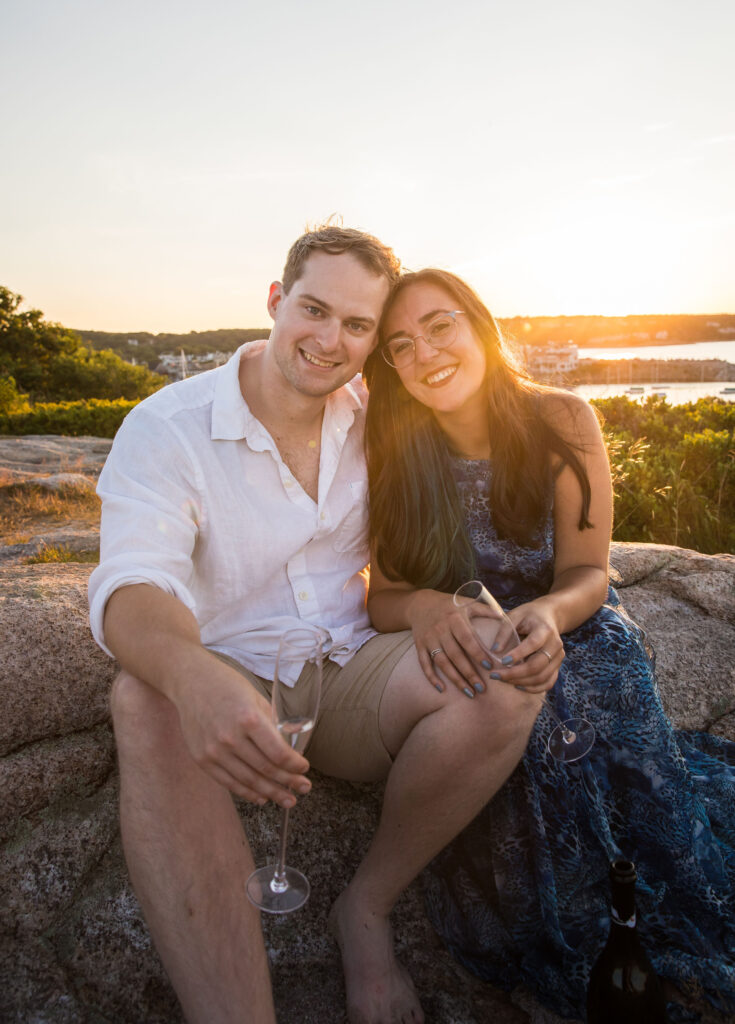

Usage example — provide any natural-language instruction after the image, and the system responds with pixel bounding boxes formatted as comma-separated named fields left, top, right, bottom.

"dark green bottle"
left=586, top=859, right=668, bottom=1022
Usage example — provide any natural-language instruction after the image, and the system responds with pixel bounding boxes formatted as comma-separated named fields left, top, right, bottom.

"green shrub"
left=594, top=396, right=734, bottom=554
left=0, top=375, right=31, bottom=415
left=0, top=397, right=138, bottom=437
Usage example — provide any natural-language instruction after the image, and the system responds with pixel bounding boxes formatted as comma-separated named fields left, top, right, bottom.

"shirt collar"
left=211, top=342, right=264, bottom=441
left=211, top=342, right=364, bottom=445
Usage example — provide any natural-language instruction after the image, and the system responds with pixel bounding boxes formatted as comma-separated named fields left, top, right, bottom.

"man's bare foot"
left=328, top=888, right=424, bottom=1024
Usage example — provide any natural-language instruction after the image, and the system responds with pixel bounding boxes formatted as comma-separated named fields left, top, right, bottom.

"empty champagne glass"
left=453, top=580, right=595, bottom=762
left=246, top=626, right=326, bottom=913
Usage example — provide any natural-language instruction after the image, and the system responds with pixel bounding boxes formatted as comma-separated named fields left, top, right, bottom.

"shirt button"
left=320, top=512, right=326, bottom=520
left=298, top=590, right=308, bottom=601
left=284, top=479, right=293, bottom=488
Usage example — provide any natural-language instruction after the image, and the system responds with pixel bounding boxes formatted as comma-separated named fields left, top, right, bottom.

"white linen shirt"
left=88, top=341, right=376, bottom=683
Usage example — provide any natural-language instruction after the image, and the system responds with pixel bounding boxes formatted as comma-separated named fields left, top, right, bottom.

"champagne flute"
left=246, top=626, right=326, bottom=913
left=453, top=580, right=595, bottom=762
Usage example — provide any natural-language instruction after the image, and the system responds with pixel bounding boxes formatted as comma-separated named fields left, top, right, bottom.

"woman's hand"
left=405, top=589, right=512, bottom=698
left=485, top=599, right=565, bottom=695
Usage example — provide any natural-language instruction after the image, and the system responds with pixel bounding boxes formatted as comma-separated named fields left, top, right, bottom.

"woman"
left=363, top=269, right=735, bottom=1020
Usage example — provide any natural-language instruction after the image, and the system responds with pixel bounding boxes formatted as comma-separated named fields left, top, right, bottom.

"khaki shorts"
left=212, top=630, right=415, bottom=782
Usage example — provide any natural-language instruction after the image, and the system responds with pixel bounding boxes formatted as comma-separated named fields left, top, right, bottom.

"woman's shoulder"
left=535, top=387, right=602, bottom=445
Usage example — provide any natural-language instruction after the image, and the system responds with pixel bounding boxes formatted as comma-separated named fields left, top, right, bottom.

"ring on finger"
left=540, top=648, right=553, bottom=664
left=429, top=647, right=444, bottom=660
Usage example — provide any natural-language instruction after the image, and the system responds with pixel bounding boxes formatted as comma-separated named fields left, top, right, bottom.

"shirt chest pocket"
left=331, top=480, right=369, bottom=554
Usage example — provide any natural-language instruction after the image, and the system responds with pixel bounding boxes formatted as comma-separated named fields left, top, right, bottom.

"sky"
left=1, top=0, right=734, bottom=332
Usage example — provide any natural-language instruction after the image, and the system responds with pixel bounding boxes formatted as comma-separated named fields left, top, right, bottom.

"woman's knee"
left=465, top=681, right=544, bottom=747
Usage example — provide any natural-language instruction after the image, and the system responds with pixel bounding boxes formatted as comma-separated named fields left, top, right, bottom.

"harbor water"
left=574, top=382, right=735, bottom=406
left=568, top=340, right=735, bottom=404
left=578, top=340, right=735, bottom=363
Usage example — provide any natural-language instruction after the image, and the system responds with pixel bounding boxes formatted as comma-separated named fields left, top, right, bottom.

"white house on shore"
left=154, top=351, right=231, bottom=381
left=523, top=342, right=579, bottom=378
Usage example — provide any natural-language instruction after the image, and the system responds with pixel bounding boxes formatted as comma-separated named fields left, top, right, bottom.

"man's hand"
left=171, top=658, right=312, bottom=808
left=103, top=583, right=311, bottom=808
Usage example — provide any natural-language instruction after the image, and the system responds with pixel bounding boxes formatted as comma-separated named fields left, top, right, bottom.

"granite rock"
left=1, top=546, right=733, bottom=1023
left=0, top=436, right=112, bottom=484
left=610, top=542, right=735, bottom=736
left=0, top=565, right=116, bottom=755
left=27, top=473, right=98, bottom=494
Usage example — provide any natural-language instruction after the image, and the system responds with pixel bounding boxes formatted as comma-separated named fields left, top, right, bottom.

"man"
left=89, top=225, right=543, bottom=1024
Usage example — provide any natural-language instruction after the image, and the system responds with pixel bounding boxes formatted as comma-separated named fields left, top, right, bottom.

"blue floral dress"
left=424, top=458, right=735, bottom=1021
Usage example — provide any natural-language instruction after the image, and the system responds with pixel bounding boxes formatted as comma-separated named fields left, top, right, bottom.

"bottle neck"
left=610, top=876, right=636, bottom=926
left=609, top=874, right=642, bottom=953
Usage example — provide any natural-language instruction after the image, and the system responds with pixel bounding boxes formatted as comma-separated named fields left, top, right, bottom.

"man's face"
left=267, top=250, right=390, bottom=398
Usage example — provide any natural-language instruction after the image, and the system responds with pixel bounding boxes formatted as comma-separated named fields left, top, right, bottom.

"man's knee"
left=110, top=670, right=177, bottom=740
left=111, top=669, right=150, bottom=714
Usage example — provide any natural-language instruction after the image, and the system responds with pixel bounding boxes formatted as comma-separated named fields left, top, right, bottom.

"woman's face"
left=381, top=282, right=488, bottom=418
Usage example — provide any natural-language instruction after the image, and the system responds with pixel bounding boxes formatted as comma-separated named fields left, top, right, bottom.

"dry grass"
left=0, top=481, right=100, bottom=546
left=25, top=543, right=100, bottom=564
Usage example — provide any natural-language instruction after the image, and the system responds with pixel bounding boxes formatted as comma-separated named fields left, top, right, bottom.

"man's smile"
left=300, top=348, right=340, bottom=369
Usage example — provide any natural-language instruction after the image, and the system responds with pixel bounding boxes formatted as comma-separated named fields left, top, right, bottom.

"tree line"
left=76, top=327, right=269, bottom=370
left=502, top=312, right=735, bottom=348
left=0, top=286, right=165, bottom=410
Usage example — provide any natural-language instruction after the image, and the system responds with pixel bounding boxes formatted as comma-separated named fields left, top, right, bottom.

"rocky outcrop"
left=1, top=441, right=733, bottom=1022
left=1, top=547, right=733, bottom=1023
left=0, top=437, right=108, bottom=566
left=0, top=436, right=112, bottom=484
left=609, top=543, right=735, bottom=736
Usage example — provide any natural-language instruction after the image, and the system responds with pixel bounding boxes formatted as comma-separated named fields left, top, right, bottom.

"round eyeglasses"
left=381, top=310, right=465, bottom=369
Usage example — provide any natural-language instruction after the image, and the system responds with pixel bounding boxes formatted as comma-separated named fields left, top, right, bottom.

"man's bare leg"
left=111, top=671, right=276, bottom=1024
left=331, top=647, right=544, bottom=1024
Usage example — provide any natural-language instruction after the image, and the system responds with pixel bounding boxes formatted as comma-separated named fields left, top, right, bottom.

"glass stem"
left=270, top=805, right=291, bottom=893
left=543, top=697, right=577, bottom=743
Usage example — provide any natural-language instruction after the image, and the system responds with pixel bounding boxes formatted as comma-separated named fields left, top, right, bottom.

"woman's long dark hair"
left=363, top=269, right=593, bottom=592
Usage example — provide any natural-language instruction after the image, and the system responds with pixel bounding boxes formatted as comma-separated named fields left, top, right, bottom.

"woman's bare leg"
left=331, top=647, right=543, bottom=1024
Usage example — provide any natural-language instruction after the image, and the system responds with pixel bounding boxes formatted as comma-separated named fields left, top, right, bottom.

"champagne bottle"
left=586, top=858, right=668, bottom=1023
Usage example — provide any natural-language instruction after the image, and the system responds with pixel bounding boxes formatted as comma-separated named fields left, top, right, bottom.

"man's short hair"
left=282, top=224, right=401, bottom=293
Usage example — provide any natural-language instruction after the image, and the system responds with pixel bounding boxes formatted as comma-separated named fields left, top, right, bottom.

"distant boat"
left=625, top=386, right=645, bottom=394
left=651, top=389, right=669, bottom=397
left=720, top=386, right=735, bottom=394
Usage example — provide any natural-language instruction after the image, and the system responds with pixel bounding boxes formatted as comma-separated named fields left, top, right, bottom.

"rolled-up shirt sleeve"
left=88, top=405, right=205, bottom=657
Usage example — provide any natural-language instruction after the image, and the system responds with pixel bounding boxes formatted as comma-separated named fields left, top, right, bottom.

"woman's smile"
left=422, top=363, right=459, bottom=387
left=382, top=281, right=487, bottom=417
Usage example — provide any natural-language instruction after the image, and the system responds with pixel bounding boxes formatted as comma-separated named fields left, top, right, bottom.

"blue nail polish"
left=481, top=659, right=492, bottom=669
left=463, top=687, right=475, bottom=699
left=434, top=683, right=444, bottom=693
left=491, top=642, right=500, bottom=652
left=501, top=655, right=514, bottom=666
left=473, top=681, right=485, bottom=693
left=490, top=672, right=501, bottom=680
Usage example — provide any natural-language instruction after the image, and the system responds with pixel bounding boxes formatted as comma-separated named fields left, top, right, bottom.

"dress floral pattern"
left=424, top=458, right=735, bottom=1021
